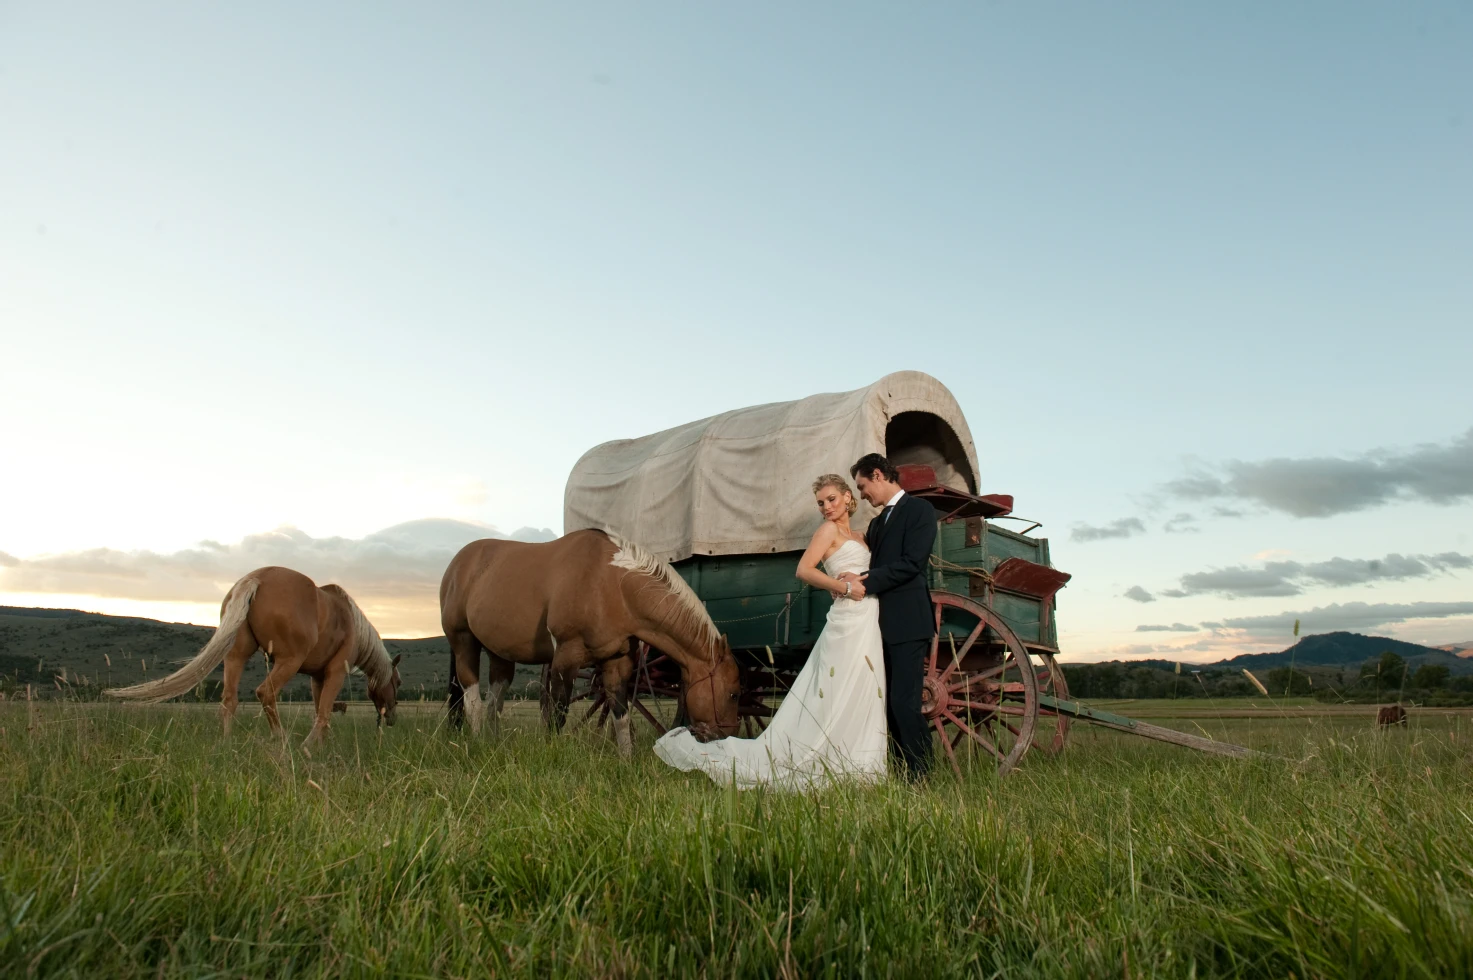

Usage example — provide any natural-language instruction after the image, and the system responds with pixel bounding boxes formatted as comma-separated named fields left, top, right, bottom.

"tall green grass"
left=1, top=702, right=1470, bottom=977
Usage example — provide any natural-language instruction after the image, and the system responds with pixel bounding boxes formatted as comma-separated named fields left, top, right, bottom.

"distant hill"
left=7, top=606, right=1463, bottom=707
left=1216, top=632, right=1473, bottom=675
left=1056, top=630, right=1473, bottom=702
left=1435, top=641, right=1473, bottom=658
left=0, top=605, right=541, bottom=701
left=1062, top=632, right=1473, bottom=676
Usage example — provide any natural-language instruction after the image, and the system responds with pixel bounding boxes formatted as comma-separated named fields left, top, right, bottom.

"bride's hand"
left=836, top=571, right=866, bottom=600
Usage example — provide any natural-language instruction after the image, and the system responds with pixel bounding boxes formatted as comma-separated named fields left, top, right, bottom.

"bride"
left=654, top=474, right=888, bottom=789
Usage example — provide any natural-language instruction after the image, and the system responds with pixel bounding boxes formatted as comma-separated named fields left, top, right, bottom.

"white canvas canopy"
left=563, top=371, right=980, bottom=562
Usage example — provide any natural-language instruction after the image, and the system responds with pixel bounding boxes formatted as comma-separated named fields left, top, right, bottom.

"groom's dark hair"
left=850, top=453, right=899, bottom=484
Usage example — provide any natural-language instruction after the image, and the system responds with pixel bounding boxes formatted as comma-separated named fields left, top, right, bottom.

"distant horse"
left=440, top=530, right=741, bottom=756
left=1377, top=704, right=1408, bottom=728
left=107, top=567, right=402, bottom=749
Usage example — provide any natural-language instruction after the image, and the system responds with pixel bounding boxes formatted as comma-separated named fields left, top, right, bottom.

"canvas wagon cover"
left=563, top=371, right=980, bottom=562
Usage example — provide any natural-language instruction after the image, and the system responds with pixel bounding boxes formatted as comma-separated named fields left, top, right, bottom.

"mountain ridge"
left=1070, top=631, right=1473, bottom=675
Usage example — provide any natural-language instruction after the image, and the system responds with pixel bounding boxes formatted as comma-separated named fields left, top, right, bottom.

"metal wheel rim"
left=927, top=591, right=1040, bottom=777
left=1033, top=650, right=1070, bottom=755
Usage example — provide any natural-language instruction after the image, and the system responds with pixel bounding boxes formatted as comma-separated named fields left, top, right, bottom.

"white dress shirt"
left=883, top=488, right=905, bottom=520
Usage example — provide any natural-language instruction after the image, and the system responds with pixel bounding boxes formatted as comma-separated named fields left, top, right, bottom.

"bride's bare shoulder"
left=808, top=521, right=839, bottom=548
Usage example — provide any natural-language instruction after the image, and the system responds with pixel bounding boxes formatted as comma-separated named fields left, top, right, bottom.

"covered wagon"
left=562, top=371, right=1250, bottom=773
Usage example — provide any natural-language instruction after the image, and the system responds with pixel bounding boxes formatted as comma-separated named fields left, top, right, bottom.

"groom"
left=840, top=453, right=936, bottom=781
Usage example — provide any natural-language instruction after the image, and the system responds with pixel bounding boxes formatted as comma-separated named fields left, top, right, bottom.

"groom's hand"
left=838, top=572, right=867, bottom=600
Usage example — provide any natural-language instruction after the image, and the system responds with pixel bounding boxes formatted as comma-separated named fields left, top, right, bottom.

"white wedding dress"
left=654, top=539, right=888, bottom=790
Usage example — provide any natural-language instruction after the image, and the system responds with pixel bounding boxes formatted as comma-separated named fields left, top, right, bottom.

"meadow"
left=1, top=698, right=1470, bottom=978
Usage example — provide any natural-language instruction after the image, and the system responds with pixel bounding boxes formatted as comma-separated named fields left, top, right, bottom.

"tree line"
left=1065, top=652, right=1473, bottom=705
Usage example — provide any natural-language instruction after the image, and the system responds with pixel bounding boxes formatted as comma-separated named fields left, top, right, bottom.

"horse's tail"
left=106, top=577, right=261, bottom=703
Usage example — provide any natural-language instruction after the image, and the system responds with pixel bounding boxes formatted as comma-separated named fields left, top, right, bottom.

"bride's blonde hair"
left=812, top=474, right=858, bottom=516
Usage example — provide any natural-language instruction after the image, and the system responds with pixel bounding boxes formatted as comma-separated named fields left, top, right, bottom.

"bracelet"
left=844, top=582, right=852, bottom=597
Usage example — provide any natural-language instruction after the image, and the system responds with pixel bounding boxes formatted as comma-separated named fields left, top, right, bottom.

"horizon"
left=4, top=599, right=1469, bottom=666
left=2, top=4, right=1469, bottom=661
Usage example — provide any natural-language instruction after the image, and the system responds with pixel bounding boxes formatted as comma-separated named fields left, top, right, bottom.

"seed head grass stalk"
left=0, top=701, right=1470, bottom=977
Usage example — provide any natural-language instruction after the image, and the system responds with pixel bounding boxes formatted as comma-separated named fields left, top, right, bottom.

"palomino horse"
left=440, top=529, right=741, bottom=756
left=107, top=566, right=402, bottom=749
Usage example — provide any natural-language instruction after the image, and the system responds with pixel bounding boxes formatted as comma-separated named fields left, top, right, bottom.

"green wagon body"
left=675, top=516, right=1062, bottom=664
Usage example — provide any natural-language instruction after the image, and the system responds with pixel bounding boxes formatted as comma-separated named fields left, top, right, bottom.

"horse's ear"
left=391, top=653, right=403, bottom=666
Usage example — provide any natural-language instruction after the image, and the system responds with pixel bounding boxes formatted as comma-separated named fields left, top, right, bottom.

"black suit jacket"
left=864, top=493, right=938, bottom=643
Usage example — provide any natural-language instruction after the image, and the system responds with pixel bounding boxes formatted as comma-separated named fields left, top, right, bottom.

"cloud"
left=0, top=519, right=559, bottom=605
left=1164, top=428, right=1473, bottom=518
left=1136, top=623, right=1199, bottom=632
left=1179, top=564, right=1305, bottom=598
left=1087, top=637, right=1227, bottom=659
left=1071, top=518, right=1146, bottom=543
left=0, top=551, right=17, bottom=567
left=1222, top=601, right=1473, bottom=633
left=1123, top=585, right=1155, bottom=603
left=1302, top=552, right=1470, bottom=586
left=1162, top=512, right=1198, bottom=534
left=1163, top=552, right=1472, bottom=599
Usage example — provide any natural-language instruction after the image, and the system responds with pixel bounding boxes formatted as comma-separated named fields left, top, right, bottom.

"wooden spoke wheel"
left=1031, top=650, right=1070, bottom=755
left=627, top=641, right=682, bottom=734
left=734, top=663, right=799, bottom=737
left=925, top=592, right=1040, bottom=777
left=551, top=643, right=686, bottom=736
left=622, top=642, right=800, bottom=739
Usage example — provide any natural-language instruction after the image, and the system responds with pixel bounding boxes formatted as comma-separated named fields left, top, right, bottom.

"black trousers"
left=883, top=637, right=932, bottom=779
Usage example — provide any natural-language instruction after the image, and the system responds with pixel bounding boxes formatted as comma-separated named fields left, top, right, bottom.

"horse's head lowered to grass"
left=679, top=633, right=741, bottom=741
left=368, top=653, right=403, bottom=727
left=607, top=536, right=743, bottom=741
left=333, top=588, right=403, bottom=728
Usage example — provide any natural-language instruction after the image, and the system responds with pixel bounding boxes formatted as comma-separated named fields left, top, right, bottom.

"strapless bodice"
left=822, top=538, right=871, bottom=579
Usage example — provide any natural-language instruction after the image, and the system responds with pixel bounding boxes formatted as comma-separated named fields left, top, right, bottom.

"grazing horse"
left=107, top=566, right=402, bottom=748
left=440, top=529, right=741, bottom=756
left=1377, top=704, right=1408, bottom=728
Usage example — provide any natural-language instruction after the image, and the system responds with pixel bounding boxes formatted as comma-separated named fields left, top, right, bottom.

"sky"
left=2, top=3, right=1469, bottom=658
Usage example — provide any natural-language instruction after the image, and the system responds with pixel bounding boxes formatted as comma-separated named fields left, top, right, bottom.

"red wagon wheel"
left=734, top=663, right=799, bottom=737
left=627, top=640, right=682, bottom=734
left=622, top=642, right=797, bottom=738
left=925, top=592, right=1040, bottom=777
left=1031, top=650, right=1070, bottom=755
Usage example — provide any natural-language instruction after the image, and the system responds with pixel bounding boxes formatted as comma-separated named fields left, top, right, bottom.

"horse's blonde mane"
left=605, top=532, right=722, bottom=651
left=324, top=584, right=393, bottom=689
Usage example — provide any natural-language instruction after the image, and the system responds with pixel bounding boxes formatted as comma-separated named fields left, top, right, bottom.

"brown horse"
left=107, top=566, right=402, bottom=749
left=1377, top=704, right=1408, bottom=727
left=440, top=529, right=740, bottom=755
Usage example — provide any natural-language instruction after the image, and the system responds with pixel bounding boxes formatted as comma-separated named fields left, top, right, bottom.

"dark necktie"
left=882, top=504, right=895, bottom=524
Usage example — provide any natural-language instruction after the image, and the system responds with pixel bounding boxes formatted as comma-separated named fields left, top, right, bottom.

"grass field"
left=2, top=698, right=1471, bottom=978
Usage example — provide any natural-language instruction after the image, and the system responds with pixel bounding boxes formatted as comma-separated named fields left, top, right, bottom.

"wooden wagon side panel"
left=674, top=553, right=830, bottom=656
left=930, top=520, right=1063, bottom=650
